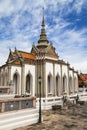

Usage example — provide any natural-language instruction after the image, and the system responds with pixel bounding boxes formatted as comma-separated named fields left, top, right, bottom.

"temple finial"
left=38, top=6, right=49, bottom=44
left=42, top=6, right=44, bottom=26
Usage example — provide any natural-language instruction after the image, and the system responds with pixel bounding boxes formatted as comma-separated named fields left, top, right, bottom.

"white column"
left=67, top=65, right=69, bottom=95
left=60, top=64, right=62, bottom=95
left=21, top=64, right=25, bottom=94
left=53, top=63, right=56, bottom=96
left=8, top=65, right=11, bottom=85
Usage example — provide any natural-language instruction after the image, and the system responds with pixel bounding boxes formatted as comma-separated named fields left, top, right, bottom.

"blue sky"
left=0, top=0, right=87, bottom=73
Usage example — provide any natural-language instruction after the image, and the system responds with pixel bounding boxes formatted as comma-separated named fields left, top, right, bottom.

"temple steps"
left=0, top=108, right=39, bottom=130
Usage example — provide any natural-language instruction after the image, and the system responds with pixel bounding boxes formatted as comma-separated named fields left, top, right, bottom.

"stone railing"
left=78, top=92, right=87, bottom=101
left=0, top=97, right=36, bottom=113
left=0, top=86, right=10, bottom=94
left=36, top=96, right=63, bottom=110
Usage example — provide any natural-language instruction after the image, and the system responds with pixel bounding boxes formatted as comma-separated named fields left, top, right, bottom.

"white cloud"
left=0, top=0, right=25, bottom=17
left=73, top=0, right=87, bottom=14
left=0, top=0, right=86, bottom=18
left=0, top=0, right=87, bottom=73
left=48, top=21, right=87, bottom=72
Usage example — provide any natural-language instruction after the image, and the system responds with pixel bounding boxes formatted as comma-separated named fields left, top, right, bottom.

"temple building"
left=0, top=11, right=78, bottom=109
left=78, top=73, right=87, bottom=92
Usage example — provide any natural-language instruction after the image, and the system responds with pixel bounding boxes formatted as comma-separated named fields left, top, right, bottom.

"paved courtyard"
left=15, top=102, right=87, bottom=130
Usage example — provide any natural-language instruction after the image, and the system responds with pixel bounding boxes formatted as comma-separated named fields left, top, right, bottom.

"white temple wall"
left=69, top=70, right=74, bottom=93
left=4, top=67, right=8, bottom=86
left=11, top=65, right=35, bottom=96
left=0, top=66, right=8, bottom=86
left=55, top=64, right=61, bottom=76
left=69, top=70, right=73, bottom=77
left=0, top=73, right=1, bottom=86
left=11, top=66, right=21, bottom=95
left=11, top=66, right=21, bottom=80
left=62, top=65, right=69, bottom=94
left=74, top=73, right=78, bottom=92
left=25, top=64, right=35, bottom=96
left=45, top=63, right=78, bottom=96
left=62, top=65, right=68, bottom=77
left=0, top=69, right=3, bottom=86
left=0, top=69, right=2, bottom=86
left=55, top=64, right=61, bottom=96
left=45, top=62, right=53, bottom=96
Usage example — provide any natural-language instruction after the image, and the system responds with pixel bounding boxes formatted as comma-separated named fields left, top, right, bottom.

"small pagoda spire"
left=38, top=7, right=49, bottom=44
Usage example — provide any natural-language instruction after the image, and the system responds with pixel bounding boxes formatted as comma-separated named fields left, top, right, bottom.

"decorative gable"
left=45, top=44, right=59, bottom=59
left=31, top=45, right=38, bottom=54
left=7, top=48, right=36, bottom=65
left=6, top=49, right=16, bottom=64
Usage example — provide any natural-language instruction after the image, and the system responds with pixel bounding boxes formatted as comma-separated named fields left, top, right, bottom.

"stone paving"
left=15, top=102, right=87, bottom=130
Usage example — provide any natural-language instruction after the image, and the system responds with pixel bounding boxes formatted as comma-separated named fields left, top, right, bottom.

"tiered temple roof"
left=78, top=73, right=87, bottom=86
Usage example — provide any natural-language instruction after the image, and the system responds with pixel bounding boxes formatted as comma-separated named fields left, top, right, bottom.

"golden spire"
left=38, top=7, right=49, bottom=44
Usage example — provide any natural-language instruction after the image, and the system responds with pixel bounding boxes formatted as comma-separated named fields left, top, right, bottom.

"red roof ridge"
left=18, top=50, right=32, bottom=55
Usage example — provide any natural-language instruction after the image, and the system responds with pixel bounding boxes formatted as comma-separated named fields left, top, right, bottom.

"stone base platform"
left=0, top=108, right=39, bottom=130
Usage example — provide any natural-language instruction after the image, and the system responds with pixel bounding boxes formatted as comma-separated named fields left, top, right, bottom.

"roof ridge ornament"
left=15, top=48, right=24, bottom=63
left=9, top=48, right=14, bottom=57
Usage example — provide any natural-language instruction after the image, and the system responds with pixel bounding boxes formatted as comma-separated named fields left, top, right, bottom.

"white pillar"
left=21, top=64, right=25, bottom=94
left=8, top=65, right=11, bottom=85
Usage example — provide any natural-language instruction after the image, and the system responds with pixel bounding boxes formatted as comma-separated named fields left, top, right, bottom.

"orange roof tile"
left=14, top=61, right=20, bottom=65
left=13, top=50, right=36, bottom=60
left=79, top=74, right=87, bottom=85
left=19, top=51, right=36, bottom=60
left=80, top=74, right=87, bottom=81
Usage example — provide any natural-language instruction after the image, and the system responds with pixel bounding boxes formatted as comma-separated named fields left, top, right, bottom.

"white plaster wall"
left=0, top=72, right=1, bottom=86
left=69, top=70, right=74, bottom=93
left=45, top=62, right=53, bottom=96
left=69, top=70, right=73, bottom=77
left=11, top=66, right=21, bottom=80
left=0, top=70, right=2, bottom=85
left=4, top=66, right=8, bottom=86
left=0, top=66, right=8, bottom=86
left=74, top=73, right=78, bottom=92
left=0, top=68, right=3, bottom=86
left=55, top=64, right=61, bottom=96
left=55, top=64, right=61, bottom=76
left=62, top=65, right=68, bottom=77
left=62, top=65, right=69, bottom=94
left=25, top=64, right=35, bottom=96
left=5, top=66, right=8, bottom=72
left=11, top=66, right=21, bottom=94
left=74, top=73, right=77, bottom=78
